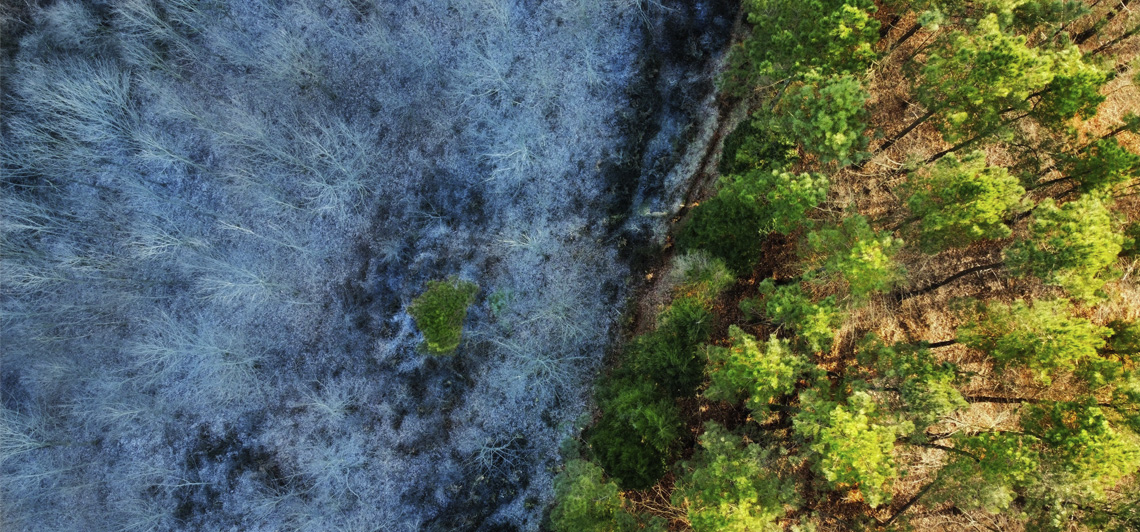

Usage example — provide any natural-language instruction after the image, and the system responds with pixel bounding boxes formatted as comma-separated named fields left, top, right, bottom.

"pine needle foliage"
left=723, top=0, right=880, bottom=94
left=769, top=71, right=870, bottom=166
left=917, top=14, right=1056, bottom=143
left=756, top=280, right=844, bottom=353
left=904, top=151, right=1026, bottom=252
left=550, top=459, right=638, bottom=532
left=794, top=390, right=904, bottom=508
left=1005, top=194, right=1124, bottom=301
left=857, top=335, right=968, bottom=432
left=587, top=377, right=682, bottom=490
left=704, top=325, right=806, bottom=415
left=805, top=215, right=905, bottom=301
left=958, top=298, right=1112, bottom=384
left=673, top=423, right=796, bottom=532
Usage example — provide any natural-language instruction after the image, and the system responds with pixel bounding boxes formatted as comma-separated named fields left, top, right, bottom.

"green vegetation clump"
left=550, top=460, right=637, bottom=532
left=723, top=0, right=880, bottom=94
left=587, top=377, right=682, bottom=490
left=703, top=325, right=805, bottom=414
left=627, top=254, right=732, bottom=397
left=857, top=335, right=967, bottom=432
left=769, top=71, right=870, bottom=166
left=1107, top=320, right=1140, bottom=357
left=626, top=297, right=713, bottom=398
left=718, top=121, right=798, bottom=176
left=805, top=215, right=904, bottom=300
left=916, top=14, right=1055, bottom=143
left=586, top=253, right=734, bottom=489
left=1021, top=399, right=1140, bottom=501
left=724, top=169, right=830, bottom=235
left=673, top=423, right=795, bottom=531
left=1005, top=194, right=1123, bottom=301
left=680, top=135, right=825, bottom=274
left=904, top=151, right=1025, bottom=252
left=408, top=277, right=479, bottom=355
left=676, top=182, right=769, bottom=275
left=757, top=280, right=844, bottom=353
left=794, top=390, right=904, bottom=508
left=1056, top=138, right=1140, bottom=194
left=1031, top=45, right=1107, bottom=128
left=930, top=433, right=1041, bottom=513
left=681, top=128, right=802, bottom=274
left=958, top=298, right=1112, bottom=384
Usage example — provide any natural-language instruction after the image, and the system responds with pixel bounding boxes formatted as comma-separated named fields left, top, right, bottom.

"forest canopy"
left=555, top=1, right=1140, bottom=530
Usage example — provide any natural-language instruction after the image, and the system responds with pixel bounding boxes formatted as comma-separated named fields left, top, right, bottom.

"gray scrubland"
left=0, top=0, right=733, bottom=530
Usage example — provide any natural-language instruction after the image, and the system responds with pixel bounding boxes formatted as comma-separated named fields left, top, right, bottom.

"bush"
left=1120, top=222, right=1140, bottom=259
left=768, top=71, right=870, bottom=166
left=1056, top=138, right=1140, bottom=194
left=550, top=459, right=637, bottom=532
left=678, top=168, right=827, bottom=275
left=722, top=168, right=829, bottom=235
left=856, top=335, right=967, bottom=432
left=681, top=126, right=806, bottom=274
left=408, top=277, right=479, bottom=355
left=627, top=296, right=714, bottom=398
left=718, top=122, right=797, bottom=176
left=1107, top=320, right=1140, bottom=357
left=805, top=215, right=904, bottom=301
left=904, top=151, right=1025, bottom=253
left=676, top=188, right=768, bottom=275
left=957, top=298, right=1111, bottom=385
left=1021, top=399, right=1140, bottom=497
left=929, top=433, right=1040, bottom=513
left=626, top=256, right=733, bottom=397
left=721, top=0, right=879, bottom=95
left=668, top=252, right=735, bottom=305
left=1005, top=195, right=1123, bottom=302
left=588, top=377, right=682, bottom=490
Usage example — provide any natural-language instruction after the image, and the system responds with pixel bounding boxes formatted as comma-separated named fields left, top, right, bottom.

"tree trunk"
left=926, top=339, right=957, bottom=348
left=1103, top=120, right=1139, bottom=139
left=925, top=134, right=983, bottom=165
left=1090, top=22, right=1140, bottom=55
left=962, top=395, right=1113, bottom=407
left=761, top=76, right=796, bottom=113
left=889, top=214, right=920, bottom=233
left=1045, top=0, right=1110, bottom=44
left=1027, top=173, right=1073, bottom=191
left=881, top=480, right=938, bottom=528
left=894, top=261, right=1005, bottom=302
left=880, top=14, right=902, bottom=39
left=1074, top=0, right=1132, bottom=45
left=1051, top=183, right=1083, bottom=200
left=918, top=442, right=980, bottom=462
left=861, top=108, right=936, bottom=168
left=963, top=395, right=1043, bottom=404
left=926, top=112, right=1031, bottom=165
left=890, top=22, right=923, bottom=51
